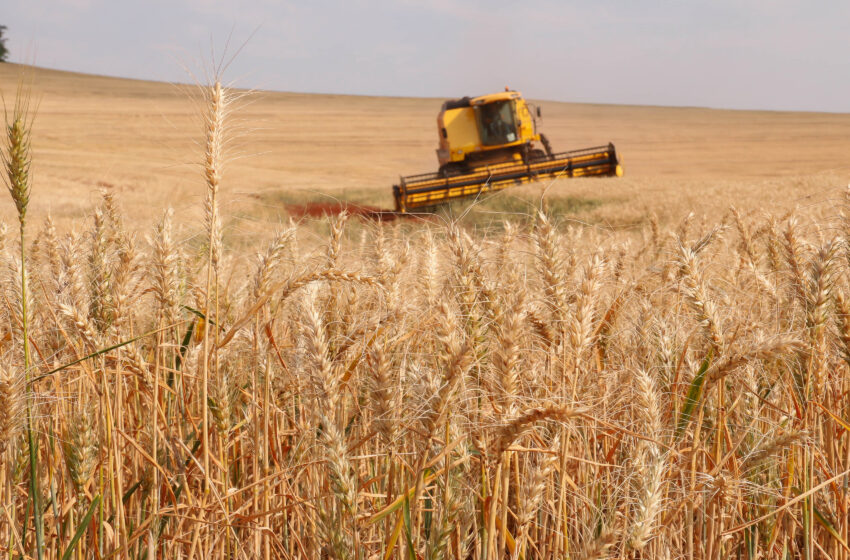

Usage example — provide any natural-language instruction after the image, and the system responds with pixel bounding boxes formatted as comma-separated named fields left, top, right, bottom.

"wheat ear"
left=200, top=78, right=229, bottom=493
left=2, top=85, right=44, bottom=560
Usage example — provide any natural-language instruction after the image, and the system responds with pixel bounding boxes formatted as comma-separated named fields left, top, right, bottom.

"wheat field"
left=2, top=62, right=850, bottom=233
left=1, top=65, right=850, bottom=559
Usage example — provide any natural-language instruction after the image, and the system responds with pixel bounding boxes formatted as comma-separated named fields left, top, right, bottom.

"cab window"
left=476, top=101, right=517, bottom=146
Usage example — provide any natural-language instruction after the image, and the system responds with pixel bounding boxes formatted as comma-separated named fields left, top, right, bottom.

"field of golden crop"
left=2, top=62, right=850, bottom=232
left=1, top=63, right=850, bottom=559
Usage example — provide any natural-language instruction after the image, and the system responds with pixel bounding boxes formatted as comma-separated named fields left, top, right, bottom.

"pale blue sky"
left=5, top=0, right=850, bottom=112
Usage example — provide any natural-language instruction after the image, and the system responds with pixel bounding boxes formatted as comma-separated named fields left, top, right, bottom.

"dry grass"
left=1, top=66, right=850, bottom=559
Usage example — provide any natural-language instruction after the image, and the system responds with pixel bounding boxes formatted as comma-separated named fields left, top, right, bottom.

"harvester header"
left=393, top=90, right=622, bottom=212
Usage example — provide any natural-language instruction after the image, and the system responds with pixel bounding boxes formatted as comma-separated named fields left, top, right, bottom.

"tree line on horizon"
left=0, top=25, right=8, bottom=62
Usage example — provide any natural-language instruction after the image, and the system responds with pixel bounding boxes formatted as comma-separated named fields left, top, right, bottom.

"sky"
left=5, top=0, right=850, bottom=112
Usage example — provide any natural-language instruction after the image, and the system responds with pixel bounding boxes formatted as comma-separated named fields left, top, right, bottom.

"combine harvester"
left=393, top=89, right=622, bottom=212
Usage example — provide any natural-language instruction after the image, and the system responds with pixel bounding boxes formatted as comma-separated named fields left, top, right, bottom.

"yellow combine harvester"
left=393, top=89, right=622, bottom=212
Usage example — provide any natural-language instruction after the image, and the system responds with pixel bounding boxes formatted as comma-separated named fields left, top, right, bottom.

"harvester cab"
left=393, top=89, right=622, bottom=212
left=436, top=90, right=539, bottom=174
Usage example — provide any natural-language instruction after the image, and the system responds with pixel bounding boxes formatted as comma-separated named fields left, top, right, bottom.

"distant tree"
left=0, top=26, right=7, bottom=62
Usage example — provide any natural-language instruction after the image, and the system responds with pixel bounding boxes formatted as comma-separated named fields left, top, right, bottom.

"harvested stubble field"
left=1, top=63, right=850, bottom=559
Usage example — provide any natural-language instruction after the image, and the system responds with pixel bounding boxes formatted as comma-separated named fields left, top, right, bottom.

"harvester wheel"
left=439, top=162, right=465, bottom=178
left=528, top=148, right=547, bottom=163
